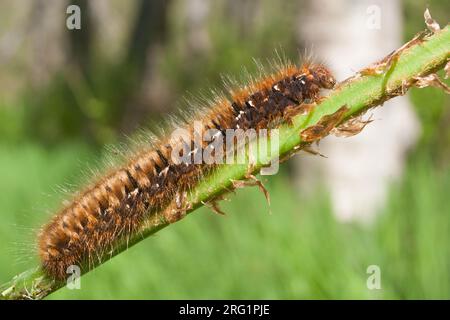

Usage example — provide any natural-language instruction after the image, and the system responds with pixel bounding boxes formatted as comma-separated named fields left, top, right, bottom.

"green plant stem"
left=1, top=25, right=449, bottom=300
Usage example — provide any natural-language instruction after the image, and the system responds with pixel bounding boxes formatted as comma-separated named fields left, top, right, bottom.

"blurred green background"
left=0, top=0, right=449, bottom=299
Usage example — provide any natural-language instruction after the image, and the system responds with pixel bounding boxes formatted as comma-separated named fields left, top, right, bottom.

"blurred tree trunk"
left=225, top=0, right=260, bottom=37
left=27, top=0, right=66, bottom=87
left=120, top=0, right=171, bottom=132
left=67, top=0, right=92, bottom=77
left=126, top=0, right=169, bottom=78
left=294, top=0, right=420, bottom=223
left=184, top=0, right=211, bottom=56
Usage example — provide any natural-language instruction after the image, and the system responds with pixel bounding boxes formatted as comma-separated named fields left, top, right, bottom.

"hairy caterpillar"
left=38, top=59, right=336, bottom=281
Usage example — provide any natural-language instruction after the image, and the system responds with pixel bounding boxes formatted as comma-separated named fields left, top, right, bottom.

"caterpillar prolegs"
left=38, top=60, right=336, bottom=281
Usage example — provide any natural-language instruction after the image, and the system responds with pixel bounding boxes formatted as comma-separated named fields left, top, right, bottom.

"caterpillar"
left=37, top=59, right=336, bottom=281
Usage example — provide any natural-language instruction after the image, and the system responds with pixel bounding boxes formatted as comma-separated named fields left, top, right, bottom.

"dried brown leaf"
left=413, top=74, right=450, bottom=94
left=424, top=8, right=440, bottom=33
left=300, top=105, right=349, bottom=142
left=331, top=115, right=374, bottom=137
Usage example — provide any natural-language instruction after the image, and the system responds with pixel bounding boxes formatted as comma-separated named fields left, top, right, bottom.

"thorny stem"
left=1, top=23, right=449, bottom=300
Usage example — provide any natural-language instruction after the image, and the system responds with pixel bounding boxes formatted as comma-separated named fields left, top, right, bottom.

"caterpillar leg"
left=231, top=165, right=270, bottom=207
left=202, top=195, right=228, bottom=216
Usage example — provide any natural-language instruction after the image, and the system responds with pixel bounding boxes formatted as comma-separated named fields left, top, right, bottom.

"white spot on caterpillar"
left=128, top=188, right=139, bottom=199
left=236, top=110, right=245, bottom=121
left=296, top=74, right=307, bottom=85
left=176, top=193, right=182, bottom=208
left=189, top=148, right=199, bottom=155
left=159, top=166, right=169, bottom=177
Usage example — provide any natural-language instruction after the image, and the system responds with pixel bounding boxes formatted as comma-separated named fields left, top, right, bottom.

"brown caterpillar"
left=38, top=59, right=336, bottom=281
